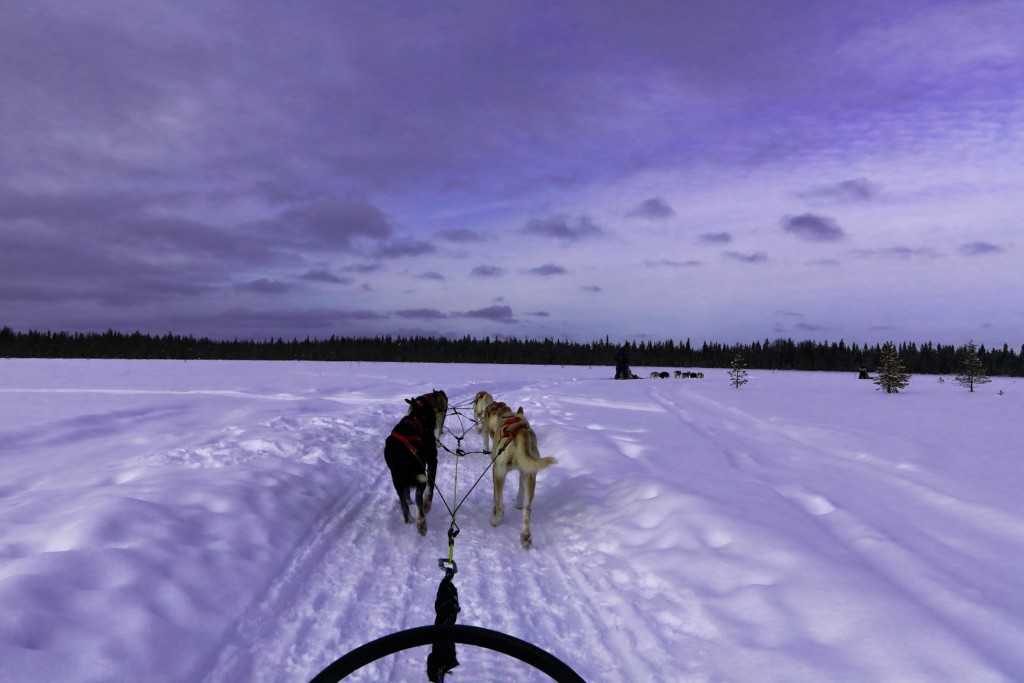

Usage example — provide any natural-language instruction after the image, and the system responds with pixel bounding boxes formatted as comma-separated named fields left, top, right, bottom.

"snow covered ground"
left=1, top=359, right=1022, bottom=682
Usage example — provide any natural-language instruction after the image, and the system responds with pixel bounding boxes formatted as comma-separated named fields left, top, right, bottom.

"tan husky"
left=480, top=399, right=512, bottom=453
left=490, top=407, right=557, bottom=549
left=472, top=390, right=494, bottom=449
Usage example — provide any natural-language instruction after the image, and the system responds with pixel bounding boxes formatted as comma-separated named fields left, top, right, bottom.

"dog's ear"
left=516, top=406, right=524, bottom=414
left=405, top=397, right=414, bottom=405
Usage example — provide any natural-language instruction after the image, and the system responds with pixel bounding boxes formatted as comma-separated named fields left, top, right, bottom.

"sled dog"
left=481, top=400, right=513, bottom=453
left=472, top=390, right=495, bottom=448
left=408, top=389, right=448, bottom=440
left=384, top=397, right=439, bottom=535
left=490, top=407, right=557, bottom=549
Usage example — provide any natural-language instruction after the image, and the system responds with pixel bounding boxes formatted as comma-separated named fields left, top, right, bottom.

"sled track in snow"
left=541, top=527, right=674, bottom=680
left=648, top=384, right=1024, bottom=679
left=200, top=464, right=393, bottom=682
left=199, top=403, right=443, bottom=683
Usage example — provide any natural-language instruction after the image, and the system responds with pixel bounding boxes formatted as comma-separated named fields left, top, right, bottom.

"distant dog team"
left=385, top=388, right=556, bottom=549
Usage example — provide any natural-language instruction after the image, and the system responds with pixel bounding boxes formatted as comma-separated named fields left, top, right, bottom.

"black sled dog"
left=407, top=389, right=448, bottom=441
left=384, top=397, right=439, bottom=535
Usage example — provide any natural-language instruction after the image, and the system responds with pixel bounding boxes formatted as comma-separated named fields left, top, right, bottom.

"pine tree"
left=728, top=353, right=749, bottom=389
left=954, top=340, right=991, bottom=393
left=873, top=341, right=910, bottom=393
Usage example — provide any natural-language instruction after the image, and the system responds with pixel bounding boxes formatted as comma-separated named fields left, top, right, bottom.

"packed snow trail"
left=202, top=378, right=682, bottom=682
left=198, top=367, right=1019, bottom=682
left=3, top=360, right=1022, bottom=682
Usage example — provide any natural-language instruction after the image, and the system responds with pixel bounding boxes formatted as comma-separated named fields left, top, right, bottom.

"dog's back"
left=408, top=389, right=447, bottom=438
left=387, top=400, right=438, bottom=481
left=495, top=407, right=556, bottom=474
left=483, top=400, right=513, bottom=441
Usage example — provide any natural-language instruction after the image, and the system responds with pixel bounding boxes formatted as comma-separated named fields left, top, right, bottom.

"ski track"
left=647, top=384, right=1024, bottom=679
left=196, top=399, right=441, bottom=683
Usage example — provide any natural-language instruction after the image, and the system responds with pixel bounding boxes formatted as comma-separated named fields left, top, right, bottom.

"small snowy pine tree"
left=954, top=340, right=991, bottom=393
left=728, top=353, right=749, bottom=389
left=873, top=342, right=910, bottom=394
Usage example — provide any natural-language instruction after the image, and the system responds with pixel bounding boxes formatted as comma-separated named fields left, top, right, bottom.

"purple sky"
left=2, top=1, right=1021, bottom=347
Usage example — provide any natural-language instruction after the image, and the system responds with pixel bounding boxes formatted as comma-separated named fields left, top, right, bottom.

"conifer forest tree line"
left=1, top=326, right=1022, bottom=377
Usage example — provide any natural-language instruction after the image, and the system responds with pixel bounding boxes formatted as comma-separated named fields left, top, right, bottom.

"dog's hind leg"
left=423, top=456, right=437, bottom=513
left=385, top=462, right=413, bottom=528
left=490, top=463, right=507, bottom=527
left=519, top=473, right=537, bottom=549
left=392, top=478, right=414, bottom=525
left=414, top=479, right=428, bottom=536
left=515, top=429, right=540, bottom=510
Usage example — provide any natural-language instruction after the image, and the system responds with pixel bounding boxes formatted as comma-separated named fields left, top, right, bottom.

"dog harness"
left=391, top=416, right=425, bottom=456
left=499, top=415, right=527, bottom=440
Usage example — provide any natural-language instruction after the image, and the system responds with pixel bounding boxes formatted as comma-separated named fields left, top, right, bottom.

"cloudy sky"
left=2, top=1, right=1021, bottom=347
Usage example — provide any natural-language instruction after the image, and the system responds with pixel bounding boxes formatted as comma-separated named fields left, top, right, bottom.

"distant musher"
left=614, top=345, right=633, bottom=380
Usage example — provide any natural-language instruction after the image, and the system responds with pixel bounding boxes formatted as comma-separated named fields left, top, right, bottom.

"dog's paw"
left=520, top=530, right=532, bottom=549
left=490, top=514, right=503, bottom=527
left=416, top=518, right=428, bottom=536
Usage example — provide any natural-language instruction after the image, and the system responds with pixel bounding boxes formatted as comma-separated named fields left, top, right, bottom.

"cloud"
left=237, top=279, right=290, bottom=294
left=644, top=259, right=701, bottom=267
left=851, top=246, right=941, bottom=260
left=781, top=214, right=846, bottom=242
left=342, top=263, right=385, bottom=274
left=582, top=285, right=603, bottom=292
left=0, top=221, right=217, bottom=307
left=722, top=251, right=768, bottom=264
left=459, top=305, right=515, bottom=322
left=627, top=198, right=675, bottom=219
left=471, top=265, right=504, bottom=277
left=0, top=190, right=144, bottom=225
left=528, top=264, right=567, bottom=276
left=958, top=241, right=1004, bottom=256
left=438, top=228, right=483, bottom=242
left=300, top=269, right=351, bottom=284
left=371, top=238, right=436, bottom=259
left=794, top=322, right=832, bottom=332
left=0, top=191, right=279, bottom=275
left=261, top=199, right=393, bottom=252
left=416, top=271, right=445, bottom=281
left=527, top=311, right=550, bottom=317
left=4, top=2, right=1020, bottom=346
left=524, top=215, right=605, bottom=242
left=699, top=232, right=732, bottom=244
left=798, top=178, right=882, bottom=202
left=394, top=308, right=447, bottom=320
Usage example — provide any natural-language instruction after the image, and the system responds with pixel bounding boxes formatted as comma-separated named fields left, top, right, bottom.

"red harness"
left=499, top=415, right=527, bottom=440
left=391, top=416, right=424, bottom=456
